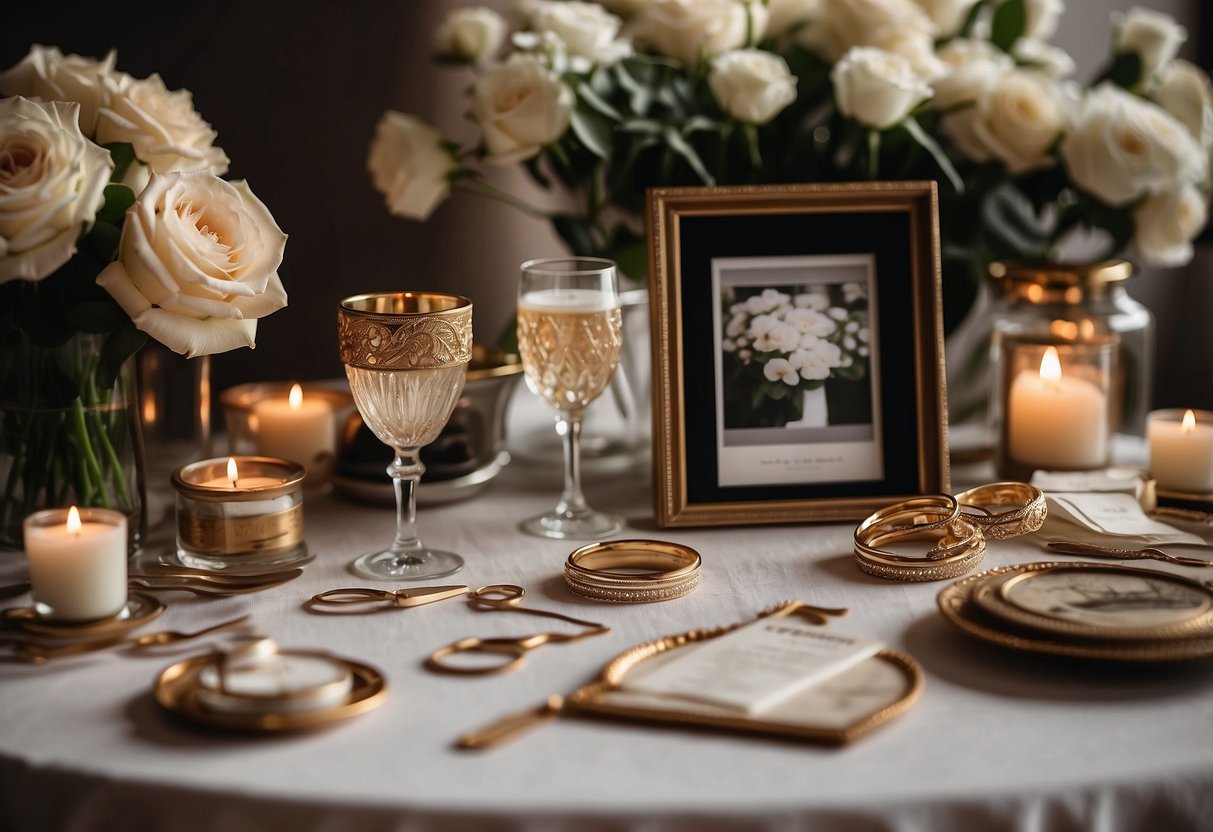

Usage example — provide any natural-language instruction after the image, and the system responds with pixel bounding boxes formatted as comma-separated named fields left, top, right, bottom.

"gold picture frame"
left=647, top=182, right=949, bottom=527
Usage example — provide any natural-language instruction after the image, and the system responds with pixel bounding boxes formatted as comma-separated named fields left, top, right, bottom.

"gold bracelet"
left=955, top=482, right=1047, bottom=540
left=855, top=499, right=969, bottom=560
left=854, top=507, right=985, bottom=582
left=564, top=540, right=702, bottom=603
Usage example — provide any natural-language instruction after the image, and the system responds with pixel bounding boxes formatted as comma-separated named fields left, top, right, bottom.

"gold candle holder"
left=171, top=456, right=307, bottom=570
left=995, top=333, right=1117, bottom=481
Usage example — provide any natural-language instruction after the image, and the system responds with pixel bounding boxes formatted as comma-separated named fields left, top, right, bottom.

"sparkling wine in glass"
left=337, top=292, right=472, bottom=579
left=517, top=257, right=623, bottom=539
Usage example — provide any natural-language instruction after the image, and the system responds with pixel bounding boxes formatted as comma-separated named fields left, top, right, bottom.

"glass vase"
left=0, top=331, right=146, bottom=554
left=989, top=260, right=1154, bottom=437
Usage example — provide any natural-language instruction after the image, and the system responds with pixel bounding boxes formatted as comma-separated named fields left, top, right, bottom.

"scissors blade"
left=395, top=585, right=470, bottom=607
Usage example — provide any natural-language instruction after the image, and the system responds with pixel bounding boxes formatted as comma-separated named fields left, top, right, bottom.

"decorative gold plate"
left=564, top=626, right=922, bottom=746
left=154, top=652, right=387, bottom=732
left=938, top=562, right=1213, bottom=662
left=3, top=593, right=165, bottom=638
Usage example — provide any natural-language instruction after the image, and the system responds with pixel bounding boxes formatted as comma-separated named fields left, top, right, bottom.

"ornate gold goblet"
left=337, top=292, right=472, bottom=579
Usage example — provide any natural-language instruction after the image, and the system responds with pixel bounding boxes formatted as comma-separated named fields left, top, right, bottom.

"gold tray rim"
left=565, top=624, right=923, bottom=746
left=937, top=562, right=1213, bottom=663
left=3, top=592, right=165, bottom=638
left=972, top=563, right=1213, bottom=642
left=154, top=651, right=388, bottom=732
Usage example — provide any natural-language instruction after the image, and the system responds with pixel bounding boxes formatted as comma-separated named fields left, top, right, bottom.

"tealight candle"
left=1148, top=409, right=1213, bottom=493
left=251, top=383, right=335, bottom=472
left=172, top=456, right=306, bottom=570
left=998, top=340, right=1115, bottom=479
left=24, top=506, right=127, bottom=621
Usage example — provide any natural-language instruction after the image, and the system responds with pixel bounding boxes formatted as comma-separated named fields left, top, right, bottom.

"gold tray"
left=938, top=563, right=1213, bottom=663
left=3, top=593, right=165, bottom=638
left=564, top=627, right=922, bottom=746
left=155, top=652, right=387, bottom=732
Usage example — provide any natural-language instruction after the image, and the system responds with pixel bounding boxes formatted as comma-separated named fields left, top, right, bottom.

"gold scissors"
left=309, top=584, right=472, bottom=610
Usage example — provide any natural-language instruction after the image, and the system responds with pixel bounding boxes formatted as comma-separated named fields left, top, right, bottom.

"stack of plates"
left=937, top=561, right=1213, bottom=662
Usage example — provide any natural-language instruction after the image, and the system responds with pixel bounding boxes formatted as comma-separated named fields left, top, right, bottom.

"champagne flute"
left=517, top=258, right=623, bottom=539
left=337, top=292, right=472, bottom=579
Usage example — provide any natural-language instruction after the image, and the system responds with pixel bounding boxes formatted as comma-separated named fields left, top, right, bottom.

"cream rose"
left=933, top=38, right=1012, bottom=110
left=634, top=0, right=768, bottom=67
left=831, top=47, right=932, bottom=130
left=471, top=54, right=573, bottom=164
left=532, top=1, right=632, bottom=66
left=96, top=170, right=287, bottom=357
left=913, top=0, right=980, bottom=38
left=1132, top=184, right=1207, bottom=267
left=95, top=73, right=229, bottom=177
left=942, top=69, right=1069, bottom=173
left=708, top=49, right=798, bottom=125
left=801, top=0, right=935, bottom=61
left=1022, top=0, right=1064, bottom=41
left=1061, top=85, right=1206, bottom=206
left=1012, top=37, right=1075, bottom=78
left=765, top=0, right=820, bottom=37
left=367, top=112, right=458, bottom=222
left=0, top=97, right=112, bottom=284
left=436, top=6, right=509, bottom=63
left=0, top=45, right=118, bottom=135
left=1155, top=59, right=1213, bottom=151
left=1114, top=6, right=1186, bottom=78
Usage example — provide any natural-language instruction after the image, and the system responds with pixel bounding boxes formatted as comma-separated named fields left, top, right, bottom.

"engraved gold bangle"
left=955, top=482, right=1047, bottom=540
left=564, top=540, right=702, bottom=603
left=854, top=498, right=968, bottom=560
left=854, top=511, right=986, bottom=582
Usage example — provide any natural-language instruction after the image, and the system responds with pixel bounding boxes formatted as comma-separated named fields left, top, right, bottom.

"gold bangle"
left=855, top=499, right=967, bottom=560
left=955, top=482, right=1047, bottom=540
left=854, top=511, right=986, bottom=582
left=564, top=539, right=702, bottom=603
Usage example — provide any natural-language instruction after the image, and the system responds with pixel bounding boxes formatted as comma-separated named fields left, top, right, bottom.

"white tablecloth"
left=2, top=396, right=1212, bottom=832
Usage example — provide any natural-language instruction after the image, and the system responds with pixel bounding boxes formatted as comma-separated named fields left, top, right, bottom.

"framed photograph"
left=647, top=182, right=949, bottom=527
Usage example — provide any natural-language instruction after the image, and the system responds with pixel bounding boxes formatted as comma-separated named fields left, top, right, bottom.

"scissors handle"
left=310, top=588, right=394, bottom=605
left=427, top=637, right=528, bottom=675
left=466, top=584, right=527, bottom=610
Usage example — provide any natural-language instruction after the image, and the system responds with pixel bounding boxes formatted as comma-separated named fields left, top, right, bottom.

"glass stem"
left=555, top=412, right=588, bottom=517
left=389, top=449, right=425, bottom=553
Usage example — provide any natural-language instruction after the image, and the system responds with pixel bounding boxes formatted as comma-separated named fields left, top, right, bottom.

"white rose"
left=942, top=69, right=1069, bottom=173
left=1114, top=6, right=1186, bottom=78
left=0, top=97, right=112, bottom=284
left=367, top=111, right=458, bottom=222
left=532, top=1, right=632, bottom=66
left=800, top=0, right=936, bottom=63
left=831, top=47, right=932, bottom=130
left=912, top=0, right=980, bottom=38
left=1133, top=184, right=1207, bottom=267
left=436, top=7, right=509, bottom=63
left=1012, top=38, right=1076, bottom=78
left=471, top=55, right=573, bottom=165
left=1022, top=0, right=1063, bottom=41
left=634, top=0, right=768, bottom=67
left=96, top=170, right=287, bottom=357
left=763, top=358, right=799, bottom=385
left=1154, top=59, right=1213, bottom=150
left=95, top=73, right=229, bottom=177
left=934, top=39, right=1011, bottom=111
left=766, top=0, right=820, bottom=37
left=0, top=45, right=118, bottom=135
left=708, top=50, right=798, bottom=125
left=1061, top=85, right=1207, bottom=206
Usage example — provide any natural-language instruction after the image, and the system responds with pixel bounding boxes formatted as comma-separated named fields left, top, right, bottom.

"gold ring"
left=955, top=482, right=1047, bottom=540
left=854, top=505, right=985, bottom=582
left=564, top=539, right=702, bottom=603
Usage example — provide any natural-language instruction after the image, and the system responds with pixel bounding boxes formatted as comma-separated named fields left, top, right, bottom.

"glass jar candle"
left=171, top=456, right=306, bottom=570
left=1147, top=409, right=1213, bottom=495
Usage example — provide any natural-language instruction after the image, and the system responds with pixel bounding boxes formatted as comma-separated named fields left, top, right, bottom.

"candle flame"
left=1039, top=346, right=1062, bottom=384
left=227, top=457, right=239, bottom=488
left=1183, top=409, right=1197, bottom=433
left=66, top=505, right=81, bottom=536
left=289, top=383, right=303, bottom=410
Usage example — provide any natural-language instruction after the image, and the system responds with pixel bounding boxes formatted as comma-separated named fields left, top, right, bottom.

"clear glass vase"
left=989, top=260, right=1154, bottom=438
left=0, top=331, right=147, bottom=554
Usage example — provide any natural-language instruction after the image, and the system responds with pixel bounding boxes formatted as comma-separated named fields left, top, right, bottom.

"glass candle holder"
left=1147, top=409, right=1213, bottom=495
left=221, top=383, right=355, bottom=486
left=171, top=456, right=306, bottom=571
left=996, top=336, right=1117, bottom=480
left=24, top=507, right=128, bottom=621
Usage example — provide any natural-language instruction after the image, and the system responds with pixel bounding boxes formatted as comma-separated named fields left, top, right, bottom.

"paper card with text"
left=1044, top=492, right=1203, bottom=545
left=623, top=617, right=884, bottom=715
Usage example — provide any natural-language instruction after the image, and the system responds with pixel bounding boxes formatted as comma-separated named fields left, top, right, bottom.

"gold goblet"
left=337, top=292, right=472, bottom=579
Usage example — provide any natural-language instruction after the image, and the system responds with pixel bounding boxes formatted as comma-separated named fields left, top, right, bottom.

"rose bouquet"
left=721, top=283, right=871, bottom=428
left=0, top=45, right=288, bottom=546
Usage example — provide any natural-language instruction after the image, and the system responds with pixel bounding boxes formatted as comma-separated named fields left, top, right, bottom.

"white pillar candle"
left=251, top=384, right=334, bottom=470
left=24, top=506, right=127, bottom=621
left=1148, top=409, right=1213, bottom=492
left=1007, top=346, right=1109, bottom=470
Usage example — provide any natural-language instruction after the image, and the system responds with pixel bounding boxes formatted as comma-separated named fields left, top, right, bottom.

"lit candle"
left=199, top=457, right=284, bottom=491
left=24, top=506, right=127, bottom=621
left=1007, top=346, right=1109, bottom=471
left=251, top=384, right=335, bottom=470
left=1148, top=409, right=1213, bottom=493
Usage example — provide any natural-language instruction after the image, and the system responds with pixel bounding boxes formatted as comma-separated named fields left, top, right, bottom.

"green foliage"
left=990, top=0, right=1027, bottom=53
